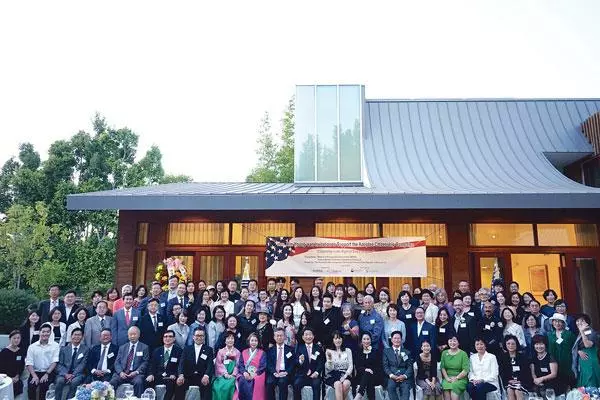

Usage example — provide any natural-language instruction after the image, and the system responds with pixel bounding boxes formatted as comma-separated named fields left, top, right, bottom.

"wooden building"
left=68, top=85, right=600, bottom=317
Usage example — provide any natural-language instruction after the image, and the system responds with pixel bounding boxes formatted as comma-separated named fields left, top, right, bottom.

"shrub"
left=0, top=289, right=38, bottom=333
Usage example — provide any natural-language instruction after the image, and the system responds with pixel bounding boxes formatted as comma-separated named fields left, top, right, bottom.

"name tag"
left=314, top=306, right=321, bottom=311
left=314, top=351, right=320, bottom=356
left=224, top=359, right=231, bottom=365
left=439, top=328, right=446, bottom=333
left=160, top=303, right=166, bottom=307
left=541, top=367, right=548, bottom=373
left=324, top=318, right=330, bottom=325
left=251, top=319, right=256, bottom=324
left=468, top=312, right=474, bottom=316
left=132, top=316, right=139, bottom=321
left=370, top=319, right=375, bottom=325
left=585, top=330, right=592, bottom=335
left=422, top=331, right=429, bottom=336
left=405, top=314, right=412, bottom=319
left=361, top=310, right=365, bottom=314
left=311, top=354, right=317, bottom=360
left=286, top=352, right=292, bottom=359
left=33, top=331, right=40, bottom=335
left=402, top=354, right=408, bottom=361
left=512, top=366, right=520, bottom=372
left=200, top=354, right=207, bottom=360
left=136, top=351, right=143, bottom=356
left=237, top=333, right=241, bottom=338
left=16, top=355, right=22, bottom=361
left=158, top=322, right=164, bottom=327
left=107, top=353, right=114, bottom=359
left=78, top=353, right=84, bottom=359
left=556, top=337, right=563, bottom=344
left=270, top=319, right=277, bottom=325
left=460, top=323, right=467, bottom=328
left=170, top=357, right=178, bottom=362
left=498, top=322, right=503, bottom=327
left=485, top=325, right=491, bottom=330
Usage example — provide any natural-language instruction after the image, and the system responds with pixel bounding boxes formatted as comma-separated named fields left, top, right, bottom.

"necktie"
left=125, top=344, right=135, bottom=373
left=276, top=346, right=283, bottom=372
left=70, top=347, right=79, bottom=372
left=153, top=315, right=157, bottom=331
left=164, top=349, right=171, bottom=368
left=100, top=318, right=105, bottom=329
left=307, top=345, right=312, bottom=361
left=97, top=345, right=107, bottom=370
left=395, top=348, right=400, bottom=363
left=125, top=309, right=130, bottom=325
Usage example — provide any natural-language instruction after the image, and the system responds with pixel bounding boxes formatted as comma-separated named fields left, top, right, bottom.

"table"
left=0, top=375, right=14, bottom=400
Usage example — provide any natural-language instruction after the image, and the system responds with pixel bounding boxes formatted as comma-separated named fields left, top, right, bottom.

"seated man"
left=87, top=329, right=119, bottom=382
left=55, top=328, right=88, bottom=400
left=177, top=328, right=214, bottom=400
left=110, top=326, right=149, bottom=397
left=26, top=324, right=60, bottom=400
left=146, top=330, right=182, bottom=400
left=383, top=330, right=414, bottom=400
left=267, top=328, right=295, bottom=400
left=293, top=327, right=324, bottom=400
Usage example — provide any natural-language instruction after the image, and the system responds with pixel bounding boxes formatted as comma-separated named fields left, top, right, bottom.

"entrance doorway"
left=510, top=254, right=563, bottom=300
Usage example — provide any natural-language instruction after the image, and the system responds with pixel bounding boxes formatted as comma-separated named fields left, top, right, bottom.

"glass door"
left=565, top=255, right=600, bottom=319
left=473, top=253, right=511, bottom=291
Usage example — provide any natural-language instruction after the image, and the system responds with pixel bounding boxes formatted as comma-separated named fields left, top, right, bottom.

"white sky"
left=1, top=1, right=599, bottom=182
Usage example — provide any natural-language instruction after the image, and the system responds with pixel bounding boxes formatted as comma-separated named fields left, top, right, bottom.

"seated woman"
left=416, top=340, right=442, bottom=400
left=440, top=335, right=469, bottom=400
left=467, top=338, right=499, bottom=400
left=573, top=313, right=600, bottom=387
left=325, top=332, right=353, bottom=400
left=236, top=333, right=267, bottom=400
left=499, top=335, right=530, bottom=400
left=0, top=330, right=26, bottom=398
left=212, top=332, right=241, bottom=400
left=354, top=332, right=383, bottom=400
left=530, top=334, right=559, bottom=396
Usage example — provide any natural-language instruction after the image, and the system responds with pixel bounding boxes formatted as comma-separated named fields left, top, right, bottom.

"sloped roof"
left=67, top=98, right=600, bottom=211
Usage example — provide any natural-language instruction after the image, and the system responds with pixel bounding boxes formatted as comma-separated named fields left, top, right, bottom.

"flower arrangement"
left=75, top=381, right=115, bottom=400
left=154, top=257, right=188, bottom=291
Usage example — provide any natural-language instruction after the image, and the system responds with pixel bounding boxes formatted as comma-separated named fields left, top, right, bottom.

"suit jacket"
left=266, top=344, right=295, bottom=381
left=110, top=307, right=140, bottom=346
left=38, top=299, right=64, bottom=323
left=57, top=343, right=89, bottom=376
left=84, top=315, right=113, bottom=348
left=114, top=341, right=150, bottom=375
left=382, top=346, right=414, bottom=382
left=60, top=304, right=80, bottom=326
left=295, top=343, right=324, bottom=377
left=408, top=321, right=436, bottom=356
left=167, top=296, right=190, bottom=317
left=179, top=344, right=214, bottom=378
left=86, top=342, right=119, bottom=373
left=139, top=296, right=168, bottom=317
left=454, top=313, right=477, bottom=353
left=139, top=313, right=167, bottom=350
left=149, top=345, right=183, bottom=378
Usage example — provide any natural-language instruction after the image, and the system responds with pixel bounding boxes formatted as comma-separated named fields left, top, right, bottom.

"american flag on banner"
left=265, top=237, right=295, bottom=268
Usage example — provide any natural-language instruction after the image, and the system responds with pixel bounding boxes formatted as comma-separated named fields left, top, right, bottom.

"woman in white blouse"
left=65, top=307, right=89, bottom=344
left=467, top=338, right=499, bottom=400
left=325, top=332, right=353, bottom=400
left=501, top=308, right=526, bottom=349
left=421, top=289, right=439, bottom=325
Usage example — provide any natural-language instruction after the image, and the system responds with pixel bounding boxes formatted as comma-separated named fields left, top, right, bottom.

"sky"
left=1, top=1, right=599, bottom=182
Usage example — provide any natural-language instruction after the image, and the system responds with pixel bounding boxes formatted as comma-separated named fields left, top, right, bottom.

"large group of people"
left=1, top=275, right=599, bottom=400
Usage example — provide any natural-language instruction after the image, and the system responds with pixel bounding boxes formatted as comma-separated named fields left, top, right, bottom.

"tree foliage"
left=0, top=113, right=192, bottom=298
left=246, top=97, right=295, bottom=183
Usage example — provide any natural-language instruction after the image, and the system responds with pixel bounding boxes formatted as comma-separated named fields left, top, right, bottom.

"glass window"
left=137, top=223, right=149, bottom=246
left=316, top=85, right=338, bottom=181
left=295, top=85, right=316, bottom=181
left=235, top=256, right=259, bottom=284
left=387, top=277, right=413, bottom=301
left=135, top=250, right=147, bottom=285
left=389, top=257, right=444, bottom=299
left=339, top=85, right=362, bottom=181
left=383, top=224, right=447, bottom=246
left=167, top=223, right=229, bottom=245
left=470, top=224, right=534, bottom=246
left=511, top=253, right=562, bottom=299
left=537, top=224, right=598, bottom=246
left=199, top=256, right=224, bottom=284
left=231, top=223, right=295, bottom=245
left=315, top=223, right=379, bottom=238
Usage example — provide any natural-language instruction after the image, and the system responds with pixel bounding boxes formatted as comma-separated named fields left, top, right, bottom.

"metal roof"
left=67, top=98, right=600, bottom=211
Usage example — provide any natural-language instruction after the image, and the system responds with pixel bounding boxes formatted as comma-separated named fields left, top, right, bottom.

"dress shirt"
left=417, top=321, right=424, bottom=336
left=50, top=299, right=60, bottom=310
left=25, top=341, right=60, bottom=372
left=128, top=343, right=137, bottom=370
left=194, top=344, right=202, bottom=363
left=468, top=352, right=499, bottom=388
left=92, top=344, right=110, bottom=373
left=277, top=345, right=285, bottom=371
left=64, top=305, right=74, bottom=320
left=167, top=290, right=177, bottom=301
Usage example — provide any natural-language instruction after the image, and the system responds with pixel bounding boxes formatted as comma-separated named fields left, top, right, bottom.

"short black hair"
left=163, top=329, right=176, bottom=337
left=91, top=290, right=104, bottom=298
left=49, top=284, right=60, bottom=290
left=70, top=327, right=83, bottom=336
left=543, top=289, right=557, bottom=300
left=390, top=330, right=403, bottom=339
left=267, top=277, right=276, bottom=283
left=65, top=290, right=77, bottom=296
left=322, top=293, right=333, bottom=301
left=532, top=334, right=547, bottom=346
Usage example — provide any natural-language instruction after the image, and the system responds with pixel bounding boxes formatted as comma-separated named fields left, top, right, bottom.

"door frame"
left=471, top=252, right=512, bottom=290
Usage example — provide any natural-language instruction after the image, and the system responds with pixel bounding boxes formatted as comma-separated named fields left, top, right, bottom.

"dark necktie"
left=153, top=315, right=157, bottom=331
left=395, top=348, right=400, bottom=363
left=97, top=345, right=107, bottom=370
left=125, top=344, right=135, bottom=373
left=100, top=318, right=105, bottom=329
left=70, top=347, right=79, bottom=372
left=164, top=349, right=171, bottom=368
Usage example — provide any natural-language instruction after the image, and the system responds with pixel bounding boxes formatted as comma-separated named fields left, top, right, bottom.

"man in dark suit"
left=267, top=328, right=295, bottom=400
left=139, top=282, right=168, bottom=316
left=477, top=301, right=503, bottom=356
left=146, top=330, right=182, bottom=400
left=139, top=298, right=167, bottom=352
left=87, top=329, right=119, bottom=382
left=176, top=328, right=214, bottom=400
left=110, top=293, right=140, bottom=347
left=38, top=284, right=63, bottom=323
left=167, top=283, right=190, bottom=317
left=54, top=328, right=88, bottom=400
left=293, top=327, right=324, bottom=400
left=452, top=298, right=477, bottom=353
left=314, top=293, right=341, bottom=348
left=60, top=290, right=79, bottom=325
left=110, top=326, right=150, bottom=397
left=383, top=330, right=414, bottom=400
left=407, top=307, right=436, bottom=357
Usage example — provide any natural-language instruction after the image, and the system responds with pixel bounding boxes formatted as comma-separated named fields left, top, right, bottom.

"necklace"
left=537, top=352, right=547, bottom=360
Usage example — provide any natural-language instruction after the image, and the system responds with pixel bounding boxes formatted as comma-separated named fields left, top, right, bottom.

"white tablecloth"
left=0, top=376, right=14, bottom=400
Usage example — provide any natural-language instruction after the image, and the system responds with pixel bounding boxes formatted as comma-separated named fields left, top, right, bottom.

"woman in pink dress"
left=236, top=333, right=266, bottom=400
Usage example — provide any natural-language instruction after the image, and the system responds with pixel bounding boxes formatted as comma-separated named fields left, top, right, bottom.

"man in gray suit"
left=54, top=328, right=88, bottom=400
left=85, top=300, right=112, bottom=348
left=110, top=293, right=140, bottom=347
left=110, top=326, right=149, bottom=397
left=382, top=330, right=414, bottom=400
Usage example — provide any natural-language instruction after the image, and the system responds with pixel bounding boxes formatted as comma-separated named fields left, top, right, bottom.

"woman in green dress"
left=572, top=313, right=600, bottom=387
left=213, top=332, right=241, bottom=400
left=440, top=334, right=469, bottom=400
left=547, top=313, right=576, bottom=393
